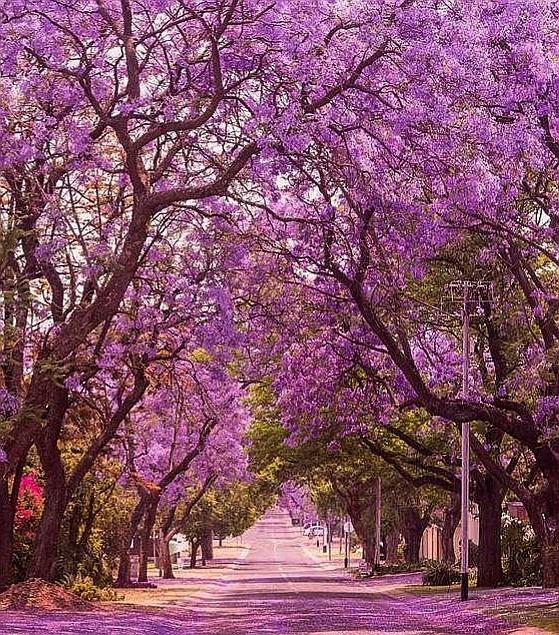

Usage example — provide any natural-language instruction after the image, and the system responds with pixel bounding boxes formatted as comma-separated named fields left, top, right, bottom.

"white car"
left=303, top=524, right=323, bottom=537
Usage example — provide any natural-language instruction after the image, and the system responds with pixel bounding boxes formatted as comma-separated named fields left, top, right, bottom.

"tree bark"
left=26, top=388, right=68, bottom=581
left=116, top=549, right=132, bottom=587
left=27, top=457, right=66, bottom=580
left=347, top=504, right=375, bottom=565
left=26, top=489, right=66, bottom=581
left=526, top=482, right=559, bottom=588
left=160, top=535, right=174, bottom=579
left=542, top=540, right=559, bottom=588
left=441, top=494, right=461, bottom=564
left=201, top=526, right=213, bottom=562
left=401, top=506, right=429, bottom=565
left=476, top=477, right=505, bottom=587
left=160, top=505, right=178, bottom=579
left=0, top=479, right=15, bottom=589
left=115, top=497, right=147, bottom=586
left=190, top=539, right=199, bottom=569
left=138, top=498, right=158, bottom=583
left=385, top=528, right=400, bottom=564
left=541, top=487, right=559, bottom=587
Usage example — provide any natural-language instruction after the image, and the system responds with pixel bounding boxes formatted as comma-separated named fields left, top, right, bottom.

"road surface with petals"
left=0, top=510, right=549, bottom=634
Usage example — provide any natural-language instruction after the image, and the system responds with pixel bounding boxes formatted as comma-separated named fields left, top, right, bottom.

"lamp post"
left=374, top=476, right=382, bottom=571
left=344, top=517, right=349, bottom=568
left=460, top=284, right=471, bottom=602
left=447, top=280, right=492, bottom=602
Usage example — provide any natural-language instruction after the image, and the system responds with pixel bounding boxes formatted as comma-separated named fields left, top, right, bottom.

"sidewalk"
left=301, top=537, right=347, bottom=571
left=300, top=529, right=558, bottom=634
left=118, top=539, right=250, bottom=608
left=356, top=570, right=558, bottom=634
left=392, top=584, right=558, bottom=634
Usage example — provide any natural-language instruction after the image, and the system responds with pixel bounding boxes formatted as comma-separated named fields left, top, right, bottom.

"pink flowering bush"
left=13, top=472, right=44, bottom=579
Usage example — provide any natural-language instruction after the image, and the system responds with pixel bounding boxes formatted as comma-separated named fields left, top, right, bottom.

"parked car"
left=303, top=524, right=323, bottom=537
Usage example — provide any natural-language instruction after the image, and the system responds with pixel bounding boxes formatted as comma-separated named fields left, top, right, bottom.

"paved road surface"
left=0, top=509, right=540, bottom=634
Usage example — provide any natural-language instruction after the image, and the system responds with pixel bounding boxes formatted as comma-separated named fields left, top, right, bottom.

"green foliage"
left=57, top=467, right=135, bottom=585
left=379, top=562, right=423, bottom=575
left=62, top=573, right=122, bottom=602
left=421, top=560, right=461, bottom=586
left=502, top=515, right=542, bottom=586
left=181, top=480, right=274, bottom=541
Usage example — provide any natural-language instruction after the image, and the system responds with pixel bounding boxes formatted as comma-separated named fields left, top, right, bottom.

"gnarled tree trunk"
left=27, top=450, right=67, bottom=579
left=0, top=479, right=15, bottom=590
left=347, top=504, right=375, bottom=565
left=190, top=539, right=199, bottom=569
left=27, top=388, right=69, bottom=581
left=115, top=496, right=148, bottom=586
left=138, top=497, right=159, bottom=583
left=385, top=528, right=400, bottom=564
left=526, top=480, right=559, bottom=588
left=476, top=476, right=505, bottom=587
left=160, top=505, right=178, bottom=579
left=201, top=525, right=213, bottom=563
left=116, top=549, right=132, bottom=587
left=160, top=535, right=174, bottom=579
left=401, top=506, right=429, bottom=565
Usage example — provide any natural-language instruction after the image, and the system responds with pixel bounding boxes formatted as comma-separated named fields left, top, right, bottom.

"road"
left=0, top=509, right=544, bottom=634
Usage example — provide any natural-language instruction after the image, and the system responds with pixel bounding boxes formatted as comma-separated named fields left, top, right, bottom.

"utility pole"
left=447, top=280, right=492, bottom=602
left=344, top=517, right=350, bottom=568
left=374, top=476, right=382, bottom=571
left=460, top=284, right=471, bottom=602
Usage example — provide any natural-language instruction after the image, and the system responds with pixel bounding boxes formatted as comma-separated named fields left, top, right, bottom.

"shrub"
left=422, top=560, right=461, bottom=586
left=501, top=514, right=542, bottom=587
left=62, top=573, right=122, bottom=602
left=378, top=562, right=422, bottom=575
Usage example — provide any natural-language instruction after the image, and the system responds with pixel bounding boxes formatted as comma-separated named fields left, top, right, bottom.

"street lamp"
left=447, top=280, right=492, bottom=602
left=374, top=476, right=381, bottom=571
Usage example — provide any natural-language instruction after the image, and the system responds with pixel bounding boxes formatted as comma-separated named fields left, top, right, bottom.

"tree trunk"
left=526, top=485, right=559, bottom=588
left=476, top=478, right=504, bottom=587
left=541, top=486, right=559, bottom=587
left=385, top=528, right=400, bottom=564
left=404, top=529, right=422, bottom=564
left=74, top=495, right=96, bottom=569
left=160, top=535, right=174, bottom=579
left=115, top=497, right=147, bottom=586
left=27, top=465, right=66, bottom=580
left=402, top=506, right=429, bottom=565
left=116, top=549, right=132, bottom=587
left=138, top=534, right=149, bottom=583
left=201, top=526, right=213, bottom=562
left=190, top=539, right=199, bottom=569
left=138, top=498, right=158, bottom=583
left=27, top=388, right=69, bottom=581
left=347, top=505, right=374, bottom=565
left=542, top=539, right=559, bottom=588
left=442, top=494, right=461, bottom=564
left=160, top=505, right=178, bottom=579
left=0, top=479, right=15, bottom=589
